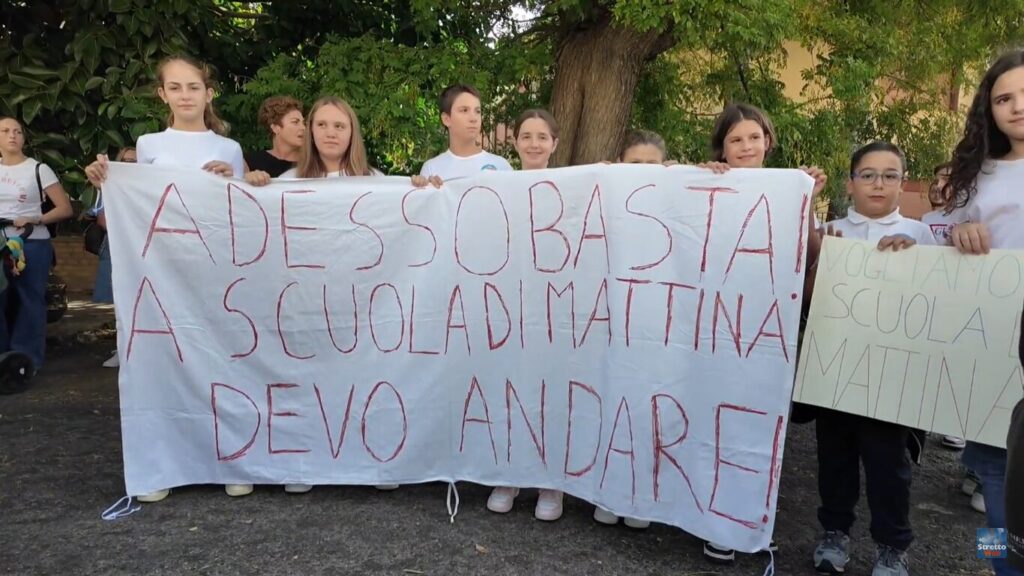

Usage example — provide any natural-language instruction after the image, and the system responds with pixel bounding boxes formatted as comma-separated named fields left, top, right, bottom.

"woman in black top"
left=244, top=95, right=304, bottom=179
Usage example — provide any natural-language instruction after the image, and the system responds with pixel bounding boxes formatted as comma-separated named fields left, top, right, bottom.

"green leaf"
left=109, top=0, right=132, bottom=13
left=7, top=93, right=31, bottom=107
left=121, top=101, right=147, bottom=119
left=8, top=75, right=47, bottom=89
left=22, top=100, right=43, bottom=124
left=126, top=60, right=143, bottom=79
left=84, top=77, right=105, bottom=91
left=58, top=65, right=76, bottom=83
left=129, top=121, right=152, bottom=139
left=65, top=171, right=87, bottom=185
left=104, top=129, right=125, bottom=148
left=19, top=66, right=59, bottom=78
left=37, top=148, right=65, bottom=167
left=83, top=41, right=101, bottom=73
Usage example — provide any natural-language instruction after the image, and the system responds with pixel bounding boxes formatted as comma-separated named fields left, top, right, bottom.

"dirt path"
left=0, top=337, right=993, bottom=575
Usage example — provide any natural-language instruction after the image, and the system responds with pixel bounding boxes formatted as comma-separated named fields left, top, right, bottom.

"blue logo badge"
left=481, top=164, right=497, bottom=171
left=977, top=528, right=1008, bottom=559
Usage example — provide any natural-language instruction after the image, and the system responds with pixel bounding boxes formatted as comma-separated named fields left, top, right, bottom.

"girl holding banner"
left=691, top=102, right=826, bottom=565
left=244, top=94, right=399, bottom=494
left=588, top=129, right=672, bottom=531
left=484, top=108, right=566, bottom=522
left=84, top=54, right=248, bottom=502
left=945, top=49, right=1024, bottom=576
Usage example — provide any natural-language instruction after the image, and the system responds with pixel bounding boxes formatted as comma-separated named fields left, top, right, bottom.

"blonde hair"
left=296, top=97, right=373, bottom=177
left=156, top=55, right=229, bottom=136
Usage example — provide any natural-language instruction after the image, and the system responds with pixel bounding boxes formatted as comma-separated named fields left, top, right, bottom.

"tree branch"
left=733, top=53, right=751, bottom=100
left=213, top=7, right=269, bottom=19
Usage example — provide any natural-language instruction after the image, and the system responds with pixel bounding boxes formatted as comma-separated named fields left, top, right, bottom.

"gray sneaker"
left=872, top=544, right=909, bottom=576
left=813, top=530, right=851, bottom=574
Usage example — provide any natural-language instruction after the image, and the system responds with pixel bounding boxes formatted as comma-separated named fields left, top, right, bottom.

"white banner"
left=104, top=163, right=813, bottom=552
left=795, top=238, right=1024, bottom=447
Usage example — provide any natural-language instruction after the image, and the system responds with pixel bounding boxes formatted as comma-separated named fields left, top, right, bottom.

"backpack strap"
left=34, top=161, right=58, bottom=266
left=35, top=161, right=44, bottom=202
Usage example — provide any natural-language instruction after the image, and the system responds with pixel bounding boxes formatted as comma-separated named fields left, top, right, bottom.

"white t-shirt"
left=278, top=167, right=383, bottom=178
left=825, top=208, right=936, bottom=246
left=0, top=158, right=58, bottom=240
left=962, top=158, right=1024, bottom=250
left=920, top=209, right=956, bottom=245
left=419, top=150, right=513, bottom=180
left=136, top=128, right=245, bottom=178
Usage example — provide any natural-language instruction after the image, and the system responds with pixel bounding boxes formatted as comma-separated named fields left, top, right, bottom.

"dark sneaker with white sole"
left=813, top=530, right=851, bottom=574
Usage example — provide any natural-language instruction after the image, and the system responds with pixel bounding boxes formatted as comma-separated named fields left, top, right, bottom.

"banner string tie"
left=761, top=548, right=775, bottom=576
left=101, top=495, right=141, bottom=521
left=446, top=481, right=460, bottom=523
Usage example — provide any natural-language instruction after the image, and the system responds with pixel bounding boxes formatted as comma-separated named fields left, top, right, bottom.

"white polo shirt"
left=825, top=208, right=936, bottom=246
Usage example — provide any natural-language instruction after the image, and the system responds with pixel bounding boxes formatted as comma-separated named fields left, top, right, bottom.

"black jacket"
left=1006, top=304, right=1024, bottom=570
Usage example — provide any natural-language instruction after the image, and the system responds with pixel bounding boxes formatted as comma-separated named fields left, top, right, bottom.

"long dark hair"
left=944, top=50, right=1024, bottom=209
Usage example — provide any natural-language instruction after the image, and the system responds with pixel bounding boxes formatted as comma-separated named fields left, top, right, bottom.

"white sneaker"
left=593, top=506, right=620, bottom=525
left=962, top=471, right=981, bottom=496
left=137, top=488, right=169, bottom=503
left=623, top=517, right=650, bottom=529
left=102, top=351, right=119, bottom=368
left=971, top=489, right=986, bottom=514
left=284, top=484, right=312, bottom=494
left=487, top=487, right=519, bottom=513
left=703, top=541, right=736, bottom=564
left=535, top=489, right=563, bottom=521
left=941, top=435, right=966, bottom=450
left=225, top=484, right=254, bottom=497
left=375, top=484, right=399, bottom=491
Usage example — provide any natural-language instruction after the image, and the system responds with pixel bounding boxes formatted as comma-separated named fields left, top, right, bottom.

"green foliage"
left=3, top=0, right=1021, bottom=205
left=223, top=33, right=550, bottom=174
left=0, top=0, right=257, bottom=195
left=626, top=0, right=1024, bottom=211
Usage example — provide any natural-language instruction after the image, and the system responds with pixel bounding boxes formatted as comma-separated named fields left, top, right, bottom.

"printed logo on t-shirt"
left=929, top=223, right=952, bottom=242
left=481, top=164, right=498, bottom=171
left=0, top=175, right=27, bottom=203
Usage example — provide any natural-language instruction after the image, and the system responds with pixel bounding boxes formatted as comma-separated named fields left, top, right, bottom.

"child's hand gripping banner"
left=796, top=237, right=1024, bottom=448
left=103, top=163, right=813, bottom=552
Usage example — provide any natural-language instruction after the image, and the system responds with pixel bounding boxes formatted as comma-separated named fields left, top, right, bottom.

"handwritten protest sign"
left=795, top=237, right=1024, bottom=447
left=103, top=163, right=813, bottom=552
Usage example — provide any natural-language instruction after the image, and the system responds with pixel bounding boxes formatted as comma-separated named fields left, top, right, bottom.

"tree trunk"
left=549, top=11, right=674, bottom=167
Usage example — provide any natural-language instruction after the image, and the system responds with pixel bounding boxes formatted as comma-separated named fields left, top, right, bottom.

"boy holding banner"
left=418, top=84, right=512, bottom=181
left=812, top=142, right=933, bottom=576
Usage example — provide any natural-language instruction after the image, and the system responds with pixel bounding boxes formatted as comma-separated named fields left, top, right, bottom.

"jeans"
left=93, top=236, right=113, bottom=304
left=964, top=442, right=1024, bottom=576
left=0, top=239, right=52, bottom=369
